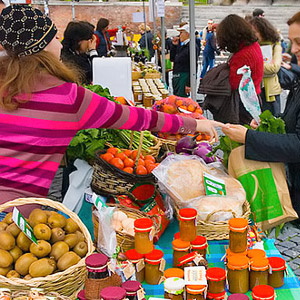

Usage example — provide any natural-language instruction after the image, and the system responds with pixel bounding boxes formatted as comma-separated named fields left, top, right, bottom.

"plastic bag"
left=152, top=154, right=246, bottom=222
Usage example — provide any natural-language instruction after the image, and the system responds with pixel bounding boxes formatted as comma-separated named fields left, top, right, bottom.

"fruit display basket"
left=0, top=198, right=94, bottom=299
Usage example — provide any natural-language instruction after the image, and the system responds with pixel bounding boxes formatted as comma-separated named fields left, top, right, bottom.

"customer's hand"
left=281, top=61, right=292, bottom=70
left=250, top=119, right=258, bottom=129
left=282, top=53, right=292, bottom=63
left=222, top=124, right=248, bottom=144
left=195, top=120, right=224, bottom=142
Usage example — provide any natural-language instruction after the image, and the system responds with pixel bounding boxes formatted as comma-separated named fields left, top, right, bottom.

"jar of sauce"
left=247, top=249, right=266, bottom=260
left=268, top=257, right=286, bottom=288
left=144, top=249, right=164, bottom=285
left=164, top=277, right=185, bottom=300
left=191, top=236, right=208, bottom=259
left=229, top=218, right=248, bottom=253
left=172, top=239, right=190, bottom=268
left=179, top=208, right=197, bottom=242
left=251, top=285, right=275, bottom=300
left=85, top=253, right=109, bottom=279
left=250, top=257, right=269, bottom=290
left=226, top=248, right=247, bottom=262
left=121, top=281, right=142, bottom=300
left=77, top=290, right=86, bottom=300
left=206, top=267, right=226, bottom=294
left=186, top=285, right=206, bottom=300
left=100, top=287, right=127, bottom=300
left=134, top=218, right=154, bottom=254
left=227, top=255, right=250, bottom=294
left=227, top=294, right=249, bottom=300
left=206, top=291, right=226, bottom=300
left=164, top=268, right=184, bottom=279
left=125, top=249, right=145, bottom=283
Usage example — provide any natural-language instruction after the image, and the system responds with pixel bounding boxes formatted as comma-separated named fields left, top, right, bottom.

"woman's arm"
left=263, top=43, right=282, bottom=75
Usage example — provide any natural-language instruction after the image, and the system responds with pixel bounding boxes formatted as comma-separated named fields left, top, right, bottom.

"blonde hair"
left=0, top=51, right=81, bottom=111
left=139, top=24, right=151, bottom=32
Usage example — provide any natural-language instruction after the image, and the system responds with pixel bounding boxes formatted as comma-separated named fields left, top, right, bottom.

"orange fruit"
left=124, top=157, right=134, bottom=168
left=196, top=134, right=203, bottom=141
left=107, top=147, right=120, bottom=156
left=195, top=108, right=203, bottom=114
left=115, top=97, right=127, bottom=105
left=136, top=165, right=147, bottom=175
left=123, top=167, right=133, bottom=174
left=179, top=105, right=187, bottom=111
left=201, top=134, right=211, bottom=140
left=147, top=163, right=159, bottom=173
left=163, top=104, right=177, bottom=114
left=115, top=152, right=127, bottom=161
left=144, top=155, right=155, bottom=163
left=176, top=99, right=183, bottom=107
left=167, top=95, right=177, bottom=104
left=110, top=158, right=124, bottom=170
left=187, top=104, right=196, bottom=112
left=124, top=150, right=132, bottom=157
left=101, top=153, right=114, bottom=163
left=137, top=159, right=145, bottom=166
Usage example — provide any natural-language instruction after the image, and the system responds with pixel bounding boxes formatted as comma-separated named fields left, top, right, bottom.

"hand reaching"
left=222, top=124, right=248, bottom=144
left=195, top=119, right=225, bottom=142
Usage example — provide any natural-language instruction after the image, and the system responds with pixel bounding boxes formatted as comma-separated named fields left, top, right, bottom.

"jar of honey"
left=227, top=294, right=249, bottom=300
left=247, top=249, right=266, bottom=259
left=186, top=285, right=206, bottom=300
left=206, top=267, right=226, bottom=294
left=143, top=93, right=153, bottom=108
left=85, top=253, right=109, bottom=279
left=268, top=257, right=286, bottom=288
left=121, top=281, right=142, bottom=300
left=226, top=248, right=247, bottom=262
left=191, top=236, right=208, bottom=259
left=250, top=257, right=269, bottom=290
left=125, top=249, right=145, bottom=283
left=134, top=218, right=154, bottom=254
left=227, top=255, right=250, bottom=294
left=179, top=208, right=197, bottom=242
left=144, top=249, right=164, bottom=285
left=77, top=290, right=86, bottom=300
left=206, top=291, right=226, bottom=300
left=251, top=285, right=275, bottom=300
left=177, top=251, right=208, bottom=269
left=134, top=90, right=143, bottom=104
left=164, top=277, right=185, bottom=300
left=172, top=239, right=190, bottom=268
left=229, top=218, right=248, bottom=253
left=164, top=268, right=184, bottom=279
left=100, top=287, right=127, bottom=300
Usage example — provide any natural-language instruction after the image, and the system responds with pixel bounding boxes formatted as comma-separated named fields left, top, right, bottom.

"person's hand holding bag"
left=196, top=119, right=224, bottom=142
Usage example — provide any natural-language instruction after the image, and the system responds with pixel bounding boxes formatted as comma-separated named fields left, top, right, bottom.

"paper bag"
left=228, top=146, right=298, bottom=230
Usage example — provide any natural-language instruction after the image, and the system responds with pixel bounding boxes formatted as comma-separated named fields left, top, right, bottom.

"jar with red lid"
left=144, top=249, right=164, bottom=285
left=125, top=249, right=145, bottom=283
left=186, top=285, right=206, bottom=300
left=206, top=267, right=226, bottom=294
left=85, top=253, right=109, bottom=279
left=229, top=218, right=248, bottom=253
left=164, top=268, right=184, bottom=279
left=164, top=277, right=185, bottom=300
left=172, top=239, right=190, bottom=268
left=251, top=285, right=275, bottom=300
left=100, top=287, right=127, bottom=300
left=206, top=290, right=226, bottom=300
left=250, top=257, right=269, bottom=290
left=227, top=294, right=249, bottom=300
left=177, top=251, right=208, bottom=269
left=268, top=257, right=286, bottom=288
left=77, top=290, right=86, bottom=300
left=134, top=218, right=154, bottom=254
left=247, top=249, right=266, bottom=259
left=178, top=208, right=197, bottom=242
left=191, top=236, right=208, bottom=259
left=121, top=280, right=142, bottom=300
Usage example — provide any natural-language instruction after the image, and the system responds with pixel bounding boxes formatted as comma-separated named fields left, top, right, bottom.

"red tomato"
left=136, top=165, right=147, bottom=175
left=107, top=147, right=120, bottom=156
left=110, top=158, right=124, bottom=169
left=123, top=167, right=133, bottom=174
left=101, top=153, right=114, bottom=163
left=144, top=155, right=155, bottom=163
left=115, top=152, right=127, bottom=161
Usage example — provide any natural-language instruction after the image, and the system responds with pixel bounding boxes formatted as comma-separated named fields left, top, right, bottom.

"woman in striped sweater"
left=0, top=5, right=222, bottom=210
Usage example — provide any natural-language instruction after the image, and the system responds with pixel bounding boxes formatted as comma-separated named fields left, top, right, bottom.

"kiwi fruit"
left=50, top=241, right=69, bottom=261
left=0, top=266, right=12, bottom=276
left=28, top=209, right=48, bottom=227
left=30, top=240, right=51, bottom=258
left=23, top=274, right=32, bottom=280
left=57, top=251, right=81, bottom=271
left=0, top=231, right=15, bottom=251
left=73, top=242, right=88, bottom=258
left=75, top=231, right=85, bottom=242
left=50, top=228, right=65, bottom=243
left=6, top=223, right=21, bottom=237
left=3, top=213, right=13, bottom=225
left=9, top=246, right=23, bottom=262
left=6, top=270, right=20, bottom=278
left=33, top=224, right=51, bottom=240
left=17, top=232, right=32, bottom=252
left=48, top=213, right=67, bottom=229
left=64, top=219, right=79, bottom=234
left=15, top=253, right=38, bottom=276
left=64, top=234, right=78, bottom=248
left=29, top=258, right=56, bottom=278
left=0, top=222, right=8, bottom=231
left=0, top=249, right=13, bottom=268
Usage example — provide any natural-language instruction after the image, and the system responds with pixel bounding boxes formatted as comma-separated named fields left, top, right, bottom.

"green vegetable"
left=83, top=84, right=119, bottom=103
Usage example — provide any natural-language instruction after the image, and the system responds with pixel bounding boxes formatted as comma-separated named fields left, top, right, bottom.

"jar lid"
left=164, top=268, right=184, bottom=279
left=206, top=267, right=226, bottom=281
left=121, top=281, right=141, bottom=293
left=164, top=277, right=185, bottom=293
left=174, top=232, right=180, bottom=239
left=251, top=285, right=275, bottom=299
left=206, top=290, right=226, bottom=300
left=227, top=255, right=249, bottom=270
left=228, top=294, right=249, bottom=300
left=144, top=249, right=164, bottom=264
left=125, top=249, right=144, bottom=261
left=228, top=218, right=248, bottom=232
left=191, top=236, right=208, bottom=249
left=85, top=253, right=108, bottom=269
left=186, top=285, right=206, bottom=294
left=172, top=239, right=190, bottom=251
left=268, top=257, right=286, bottom=271
left=250, top=257, right=269, bottom=271
left=247, top=249, right=266, bottom=259
left=179, top=208, right=197, bottom=220
left=77, top=290, right=86, bottom=300
left=134, top=218, right=153, bottom=232
left=100, top=287, right=127, bottom=300
left=226, top=248, right=247, bottom=257
left=177, top=251, right=198, bottom=266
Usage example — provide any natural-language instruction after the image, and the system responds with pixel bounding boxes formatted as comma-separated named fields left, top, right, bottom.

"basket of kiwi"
left=0, top=198, right=94, bottom=299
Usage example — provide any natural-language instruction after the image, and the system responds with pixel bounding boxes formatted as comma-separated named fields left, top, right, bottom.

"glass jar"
left=251, top=285, right=275, bottom=300
left=177, top=251, right=208, bottom=269
left=172, top=239, right=190, bottom=267
left=125, top=249, right=145, bottom=283
left=186, top=285, right=206, bottom=300
left=247, top=249, right=266, bottom=260
left=134, top=218, right=154, bottom=254
left=143, top=93, right=153, bottom=108
left=77, top=290, right=86, bottom=300
left=164, top=277, right=185, bottom=300
left=134, top=90, right=143, bottom=104
left=100, top=287, right=127, bottom=300
left=0, top=288, right=11, bottom=300
left=191, top=236, right=208, bottom=259
left=229, top=218, right=248, bottom=253
left=144, top=249, right=164, bottom=285
left=268, top=257, right=286, bottom=288
left=226, top=248, right=247, bottom=262
left=85, top=253, right=109, bottom=279
left=206, top=291, right=226, bottom=300
left=227, top=255, right=250, bottom=294
left=179, top=208, right=197, bottom=242
left=164, top=268, right=184, bottom=279
left=206, top=267, right=226, bottom=294
left=227, top=294, right=249, bottom=300
left=250, top=257, right=269, bottom=290
left=121, top=281, right=141, bottom=300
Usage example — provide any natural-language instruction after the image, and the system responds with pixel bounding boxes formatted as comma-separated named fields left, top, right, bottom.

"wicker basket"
left=0, top=198, right=94, bottom=299
left=92, top=204, right=160, bottom=252
left=144, top=72, right=161, bottom=79
left=175, top=201, right=251, bottom=240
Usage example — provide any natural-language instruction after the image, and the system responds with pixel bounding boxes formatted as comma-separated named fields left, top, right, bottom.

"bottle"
left=206, top=267, right=226, bottom=294
left=134, top=218, right=154, bottom=254
left=247, top=249, right=266, bottom=259
left=144, top=249, right=164, bottom=285
left=251, top=285, right=275, bottom=300
left=172, top=238, right=190, bottom=268
left=121, top=281, right=142, bottom=300
left=268, top=257, right=286, bottom=288
left=191, top=236, right=208, bottom=259
left=250, top=257, right=269, bottom=290
left=85, top=253, right=109, bottom=279
left=125, top=249, right=145, bottom=283
left=178, top=208, right=197, bottom=242
left=186, top=285, right=206, bottom=300
left=228, top=218, right=248, bottom=253
left=164, top=277, right=185, bottom=300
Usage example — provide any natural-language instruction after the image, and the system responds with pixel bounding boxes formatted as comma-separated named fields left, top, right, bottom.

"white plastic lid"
left=164, top=277, right=185, bottom=294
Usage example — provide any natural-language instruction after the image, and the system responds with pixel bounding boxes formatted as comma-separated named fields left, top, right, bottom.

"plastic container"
left=251, top=285, right=275, bottom=300
left=229, top=218, right=248, bottom=253
left=125, top=249, right=145, bottom=283
left=247, top=249, right=266, bottom=259
left=164, top=268, right=184, bottom=279
left=100, top=287, right=127, bottom=300
left=186, top=285, right=206, bottom=300
left=77, top=290, right=86, bottom=300
left=191, top=236, right=208, bottom=259
left=268, top=257, right=286, bottom=288
left=206, top=267, right=226, bottom=294
left=227, top=294, right=249, bottom=300
left=134, top=218, right=154, bottom=254
left=144, top=249, right=164, bottom=285
left=172, top=239, right=190, bottom=267
left=179, top=208, right=197, bottom=242
left=85, top=253, right=109, bottom=279
left=121, top=281, right=142, bottom=300
left=250, top=257, right=269, bottom=290
left=164, top=277, right=185, bottom=300
left=227, top=255, right=250, bottom=294
left=206, top=290, right=226, bottom=300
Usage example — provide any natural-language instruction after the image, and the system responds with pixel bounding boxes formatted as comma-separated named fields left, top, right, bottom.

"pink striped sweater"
left=0, top=75, right=197, bottom=204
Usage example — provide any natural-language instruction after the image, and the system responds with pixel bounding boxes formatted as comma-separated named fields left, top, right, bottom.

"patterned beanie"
left=0, top=5, right=57, bottom=57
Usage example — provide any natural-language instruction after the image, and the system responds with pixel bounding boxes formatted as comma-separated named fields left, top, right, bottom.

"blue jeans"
left=200, top=56, right=215, bottom=79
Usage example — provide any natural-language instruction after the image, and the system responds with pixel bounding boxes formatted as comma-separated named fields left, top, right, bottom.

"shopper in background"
left=138, top=24, right=154, bottom=59
left=95, top=18, right=111, bottom=57
left=253, top=8, right=265, bottom=18
left=201, top=19, right=213, bottom=50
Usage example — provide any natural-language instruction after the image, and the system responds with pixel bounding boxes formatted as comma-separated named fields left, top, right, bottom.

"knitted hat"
left=0, top=5, right=57, bottom=57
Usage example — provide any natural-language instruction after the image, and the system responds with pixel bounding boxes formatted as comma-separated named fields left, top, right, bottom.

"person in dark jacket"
left=61, top=21, right=98, bottom=85
left=139, top=24, right=154, bottom=58
left=222, top=11, right=300, bottom=218
left=95, top=18, right=111, bottom=57
left=170, top=24, right=200, bottom=97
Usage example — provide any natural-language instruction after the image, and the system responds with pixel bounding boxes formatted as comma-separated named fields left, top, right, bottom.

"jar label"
left=149, top=227, right=155, bottom=241
left=158, top=276, right=166, bottom=285
left=123, top=262, right=135, bottom=280
left=193, top=253, right=203, bottom=266
left=184, top=266, right=207, bottom=286
left=136, top=259, right=145, bottom=272
left=159, top=258, right=166, bottom=273
left=107, top=261, right=115, bottom=274
left=137, top=288, right=145, bottom=300
left=138, top=95, right=143, bottom=101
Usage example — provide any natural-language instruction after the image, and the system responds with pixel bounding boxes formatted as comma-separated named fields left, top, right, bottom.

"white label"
left=149, top=227, right=155, bottom=241
left=193, top=254, right=203, bottom=266
left=184, top=266, right=207, bottom=286
left=136, top=259, right=145, bottom=272
left=123, top=262, right=135, bottom=280
left=138, top=94, right=143, bottom=101
left=158, top=276, right=165, bottom=285
left=159, top=258, right=166, bottom=273
left=156, top=0, right=165, bottom=17
left=137, top=288, right=145, bottom=300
